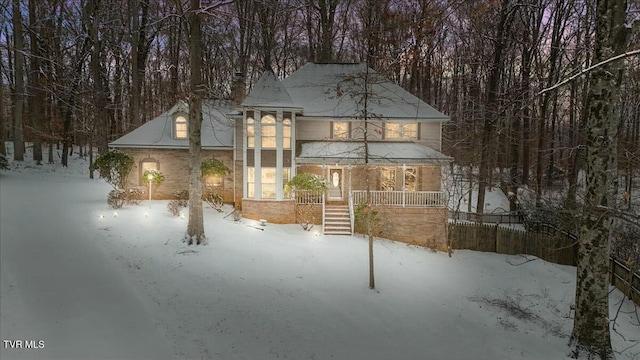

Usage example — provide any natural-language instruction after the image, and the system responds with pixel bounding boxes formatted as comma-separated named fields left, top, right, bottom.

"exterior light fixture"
left=147, top=173, right=153, bottom=208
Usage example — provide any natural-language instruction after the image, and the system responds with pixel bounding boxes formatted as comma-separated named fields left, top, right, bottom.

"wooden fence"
left=449, top=211, right=525, bottom=224
left=449, top=223, right=639, bottom=305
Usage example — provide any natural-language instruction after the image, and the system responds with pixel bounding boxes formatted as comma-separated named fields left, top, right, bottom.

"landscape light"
left=113, top=211, right=118, bottom=217
left=147, top=173, right=153, bottom=207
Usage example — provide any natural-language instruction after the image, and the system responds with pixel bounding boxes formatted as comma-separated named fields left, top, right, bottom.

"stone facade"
left=118, top=148, right=234, bottom=201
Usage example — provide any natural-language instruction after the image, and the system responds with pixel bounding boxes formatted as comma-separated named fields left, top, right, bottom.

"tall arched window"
left=261, top=114, right=276, bottom=148
left=283, top=118, right=291, bottom=149
left=247, top=117, right=255, bottom=148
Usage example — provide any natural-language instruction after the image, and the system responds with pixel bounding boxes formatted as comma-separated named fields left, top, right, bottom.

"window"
left=261, top=168, right=277, bottom=199
left=404, top=167, right=417, bottom=192
left=261, top=114, right=276, bottom=148
left=175, top=115, right=188, bottom=139
left=247, top=167, right=255, bottom=198
left=205, top=174, right=223, bottom=188
left=381, top=168, right=396, bottom=191
left=385, top=122, right=418, bottom=140
left=247, top=117, right=255, bottom=148
left=247, top=167, right=290, bottom=199
left=140, top=159, right=158, bottom=185
left=283, top=118, right=291, bottom=149
left=332, top=122, right=349, bottom=139
left=283, top=168, right=291, bottom=191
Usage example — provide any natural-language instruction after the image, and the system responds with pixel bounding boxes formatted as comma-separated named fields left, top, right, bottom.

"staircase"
left=323, top=205, right=352, bottom=235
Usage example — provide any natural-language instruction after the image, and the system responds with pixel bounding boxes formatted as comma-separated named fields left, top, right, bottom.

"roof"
left=296, top=141, right=453, bottom=164
left=281, top=63, right=450, bottom=120
left=241, top=70, right=298, bottom=108
left=109, top=99, right=234, bottom=150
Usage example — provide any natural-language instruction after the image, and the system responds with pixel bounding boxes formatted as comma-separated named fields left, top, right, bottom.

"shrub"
left=107, top=189, right=127, bottom=209
left=201, top=158, right=230, bottom=178
left=202, top=186, right=224, bottom=212
left=93, top=151, right=134, bottom=190
left=125, top=188, right=144, bottom=205
left=142, top=169, right=165, bottom=186
left=167, top=190, right=188, bottom=216
left=285, top=173, right=328, bottom=195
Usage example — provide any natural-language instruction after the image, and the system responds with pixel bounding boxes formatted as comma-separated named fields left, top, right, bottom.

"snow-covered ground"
left=1, top=148, right=639, bottom=360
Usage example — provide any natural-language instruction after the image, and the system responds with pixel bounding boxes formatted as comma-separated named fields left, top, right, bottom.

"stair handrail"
left=348, top=190, right=354, bottom=235
left=321, top=192, right=325, bottom=234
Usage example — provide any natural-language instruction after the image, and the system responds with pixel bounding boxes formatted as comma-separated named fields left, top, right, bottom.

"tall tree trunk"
left=477, top=0, right=511, bottom=215
left=130, top=0, right=151, bottom=128
left=28, top=0, right=43, bottom=164
left=570, top=0, right=630, bottom=358
left=12, top=0, right=25, bottom=161
left=186, top=0, right=205, bottom=245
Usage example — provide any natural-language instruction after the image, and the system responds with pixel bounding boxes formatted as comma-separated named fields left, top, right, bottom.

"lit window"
left=283, top=168, right=291, bottom=192
left=140, top=159, right=158, bottom=185
left=261, top=168, right=276, bottom=199
left=175, top=116, right=188, bottom=139
left=385, top=122, right=417, bottom=140
left=205, top=174, right=223, bottom=188
left=405, top=167, right=417, bottom=192
left=381, top=168, right=396, bottom=191
left=283, top=118, right=291, bottom=149
left=403, top=124, right=418, bottom=139
left=332, top=122, right=349, bottom=139
left=261, top=115, right=276, bottom=148
left=247, top=167, right=255, bottom=198
left=247, top=117, right=255, bottom=148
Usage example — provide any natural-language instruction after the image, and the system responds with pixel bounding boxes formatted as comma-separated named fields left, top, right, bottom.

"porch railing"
left=293, top=190, right=324, bottom=204
left=351, top=190, right=446, bottom=207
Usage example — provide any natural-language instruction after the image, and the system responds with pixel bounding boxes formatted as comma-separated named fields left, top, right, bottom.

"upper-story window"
left=385, top=122, right=417, bottom=140
left=283, top=118, right=291, bottom=149
left=261, top=114, right=276, bottom=148
left=174, top=115, right=188, bottom=139
left=332, top=121, right=349, bottom=139
left=247, top=115, right=255, bottom=148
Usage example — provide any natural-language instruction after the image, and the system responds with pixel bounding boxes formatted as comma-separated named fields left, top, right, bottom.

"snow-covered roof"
left=296, top=141, right=453, bottom=164
left=281, top=63, right=450, bottom=120
left=109, top=99, right=234, bottom=149
left=241, top=70, right=298, bottom=109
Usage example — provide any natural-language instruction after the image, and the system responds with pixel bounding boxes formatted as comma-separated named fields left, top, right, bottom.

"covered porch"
left=294, top=141, right=451, bottom=239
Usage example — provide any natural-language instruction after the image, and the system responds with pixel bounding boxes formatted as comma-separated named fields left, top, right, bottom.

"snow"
left=109, top=99, right=235, bottom=149
left=281, top=63, right=450, bottom=120
left=298, top=141, right=452, bottom=164
left=1, top=146, right=638, bottom=360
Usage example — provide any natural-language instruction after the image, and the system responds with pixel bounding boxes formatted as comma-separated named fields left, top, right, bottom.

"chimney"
left=232, top=72, right=246, bottom=106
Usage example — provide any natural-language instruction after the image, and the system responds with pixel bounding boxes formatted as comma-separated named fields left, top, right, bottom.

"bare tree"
left=11, top=0, right=25, bottom=161
left=185, top=0, right=205, bottom=245
left=570, top=0, right=633, bottom=358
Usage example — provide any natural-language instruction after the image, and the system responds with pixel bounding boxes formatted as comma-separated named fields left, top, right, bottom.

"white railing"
left=293, top=190, right=324, bottom=204
left=351, top=190, right=446, bottom=207
left=348, top=191, right=355, bottom=235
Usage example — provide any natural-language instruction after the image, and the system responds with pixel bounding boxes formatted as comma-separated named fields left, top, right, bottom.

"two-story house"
left=110, top=63, right=452, bottom=248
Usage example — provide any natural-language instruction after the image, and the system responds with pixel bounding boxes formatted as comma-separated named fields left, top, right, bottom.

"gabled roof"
left=281, top=63, right=449, bottom=121
left=297, top=141, right=453, bottom=164
left=109, top=99, right=234, bottom=149
left=241, top=70, right=297, bottom=108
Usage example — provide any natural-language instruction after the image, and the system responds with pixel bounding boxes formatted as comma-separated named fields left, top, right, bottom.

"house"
left=110, top=63, right=452, bottom=248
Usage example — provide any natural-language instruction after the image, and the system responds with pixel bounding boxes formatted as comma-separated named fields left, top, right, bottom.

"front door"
left=328, top=167, right=343, bottom=200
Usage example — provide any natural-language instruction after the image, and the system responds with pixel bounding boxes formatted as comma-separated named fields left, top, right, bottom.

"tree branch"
left=537, top=48, right=640, bottom=96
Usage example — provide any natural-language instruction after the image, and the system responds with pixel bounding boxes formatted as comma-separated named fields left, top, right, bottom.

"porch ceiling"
left=296, top=141, right=452, bottom=164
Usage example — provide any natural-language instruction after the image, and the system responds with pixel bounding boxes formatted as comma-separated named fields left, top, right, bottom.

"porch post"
left=275, top=111, right=283, bottom=200
left=402, top=164, right=406, bottom=207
